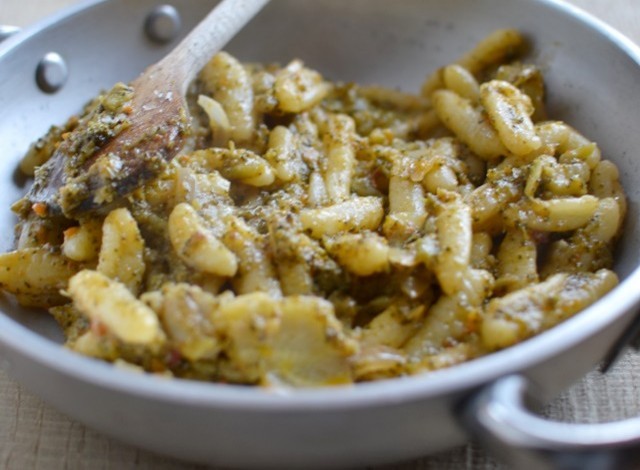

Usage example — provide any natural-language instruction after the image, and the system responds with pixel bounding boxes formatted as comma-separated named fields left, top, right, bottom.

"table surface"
left=1, top=0, right=640, bottom=468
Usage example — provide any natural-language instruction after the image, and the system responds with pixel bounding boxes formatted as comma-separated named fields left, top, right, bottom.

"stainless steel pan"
left=1, top=1, right=640, bottom=468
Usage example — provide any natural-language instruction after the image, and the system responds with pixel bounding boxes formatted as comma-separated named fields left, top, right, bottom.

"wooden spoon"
left=26, top=0, right=269, bottom=218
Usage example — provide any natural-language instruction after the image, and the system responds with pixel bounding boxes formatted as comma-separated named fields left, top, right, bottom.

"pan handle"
left=462, top=374, right=640, bottom=470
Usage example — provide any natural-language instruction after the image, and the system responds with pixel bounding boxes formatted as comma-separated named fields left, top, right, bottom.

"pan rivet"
left=35, top=52, right=68, bottom=94
left=145, top=5, right=182, bottom=44
left=0, top=25, right=21, bottom=43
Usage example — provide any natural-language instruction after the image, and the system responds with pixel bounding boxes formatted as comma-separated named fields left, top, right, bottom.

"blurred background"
left=1, top=0, right=639, bottom=35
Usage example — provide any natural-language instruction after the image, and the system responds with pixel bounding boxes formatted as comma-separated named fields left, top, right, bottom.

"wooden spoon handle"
left=157, top=0, right=270, bottom=90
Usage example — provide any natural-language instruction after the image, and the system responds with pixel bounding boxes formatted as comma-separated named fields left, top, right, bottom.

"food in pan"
left=0, top=29, right=625, bottom=387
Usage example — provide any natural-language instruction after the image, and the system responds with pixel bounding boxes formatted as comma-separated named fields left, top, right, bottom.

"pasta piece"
left=581, top=198, right=622, bottom=244
left=422, top=163, right=458, bottom=193
left=457, top=29, right=525, bottom=76
left=268, top=217, right=315, bottom=295
left=504, top=195, right=599, bottom=232
left=267, top=212, right=343, bottom=296
left=415, top=109, right=442, bottom=138
left=308, top=171, right=329, bottom=207
left=275, top=60, right=330, bottom=113
left=496, top=227, right=538, bottom=292
left=222, top=216, right=282, bottom=297
left=68, top=270, right=166, bottom=346
left=0, top=248, right=79, bottom=307
left=97, top=208, right=145, bottom=294
left=590, top=160, right=627, bottom=218
left=324, top=232, right=390, bottom=276
left=525, top=154, right=589, bottom=199
left=148, top=283, right=221, bottom=361
left=173, top=165, right=231, bottom=209
left=422, top=29, right=525, bottom=96
left=541, top=198, right=622, bottom=276
left=462, top=267, right=495, bottom=307
left=323, top=114, right=356, bottom=203
left=350, top=345, right=407, bottom=382
left=182, top=148, right=275, bottom=187
left=264, top=126, right=300, bottom=182
left=168, top=203, right=237, bottom=277
left=395, top=138, right=470, bottom=193
left=480, top=80, right=541, bottom=156
left=197, top=94, right=230, bottom=147
left=200, top=52, right=255, bottom=144
left=359, top=84, right=431, bottom=110
left=300, top=196, right=384, bottom=238
left=434, top=192, right=472, bottom=296
left=404, top=295, right=472, bottom=356
left=360, top=304, right=424, bottom=349
left=432, top=89, right=507, bottom=160
left=62, top=219, right=101, bottom=262
left=510, top=121, right=570, bottom=164
left=558, top=125, right=601, bottom=169
left=481, top=270, right=618, bottom=350
left=495, top=63, right=546, bottom=122
left=384, top=172, right=427, bottom=241
left=443, top=64, right=480, bottom=101
left=70, top=329, right=118, bottom=360
left=470, top=232, right=494, bottom=271
left=467, top=161, right=535, bottom=231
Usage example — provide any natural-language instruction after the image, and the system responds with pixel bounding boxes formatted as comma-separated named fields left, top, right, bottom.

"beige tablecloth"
left=1, top=1, right=640, bottom=468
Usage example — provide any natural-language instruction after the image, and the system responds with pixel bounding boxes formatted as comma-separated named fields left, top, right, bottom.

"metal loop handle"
left=0, top=25, right=21, bottom=43
left=462, top=375, right=640, bottom=470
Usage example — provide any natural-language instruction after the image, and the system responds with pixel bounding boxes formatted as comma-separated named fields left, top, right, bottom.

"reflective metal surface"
left=144, top=5, right=182, bottom=44
left=0, top=25, right=21, bottom=42
left=35, top=51, right=68, bottom=93
left=464, top=375, right=640, bottom=470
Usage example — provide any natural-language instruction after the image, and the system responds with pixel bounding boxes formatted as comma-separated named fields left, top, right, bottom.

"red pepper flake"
left=90, top=319, right=108, bottom=336
left=64, top=226, right=79, bottom=238
left=165, top=349, right=182, bottom=368
left=122, top=105, right=134, bottom=115
left=31, top=202, right=47, bottom=218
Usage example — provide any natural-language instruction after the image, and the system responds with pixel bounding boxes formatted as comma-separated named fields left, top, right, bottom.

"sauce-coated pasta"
left=0, top=29, right=625, bottom=387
